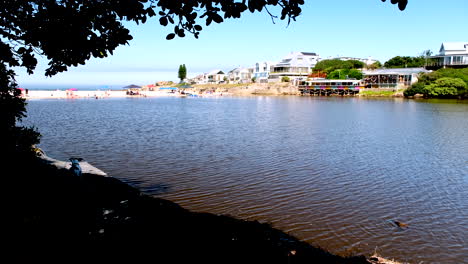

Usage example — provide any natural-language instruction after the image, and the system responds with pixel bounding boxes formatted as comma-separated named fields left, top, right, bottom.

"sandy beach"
left=21, top=83, right=298, bottom=99
left=23, top=90, right=187, bottom=99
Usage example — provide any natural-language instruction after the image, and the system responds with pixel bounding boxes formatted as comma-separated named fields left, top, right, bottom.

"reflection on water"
left=24, top=97, right=468, bottom=263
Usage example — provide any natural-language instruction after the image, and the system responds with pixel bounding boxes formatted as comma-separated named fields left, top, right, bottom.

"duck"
left=394, top=221, right=408, bottom=228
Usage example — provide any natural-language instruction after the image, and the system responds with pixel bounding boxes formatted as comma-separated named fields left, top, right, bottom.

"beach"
left=23, top=90, right=184, bottom=99
left=20, top=83, right=302, bottom=99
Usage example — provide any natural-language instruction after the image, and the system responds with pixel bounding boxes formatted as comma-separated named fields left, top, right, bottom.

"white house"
left=429, top=42, right=468, bottom=67
left=207, top=69, right=226, bottom=84
left=227, top=67, right=252, bottom=83
left=252, top=62, right=275, bottom=83
left=268, top=52, right=320, bottom=82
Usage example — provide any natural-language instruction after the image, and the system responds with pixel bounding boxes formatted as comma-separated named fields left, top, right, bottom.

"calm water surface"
left=24, top=96, right=468, bottom=263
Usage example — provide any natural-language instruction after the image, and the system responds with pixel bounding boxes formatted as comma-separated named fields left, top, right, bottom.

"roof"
left=440, top=42, right=468, bottom=52
left=363, top=68, right=429, bottom=75
left=301, top=52, right=318, bottom=56
left=207, top=69, right=225, bottom=75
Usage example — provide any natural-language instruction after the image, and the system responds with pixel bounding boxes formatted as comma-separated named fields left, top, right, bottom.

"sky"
left=15, top=0, right=468, bottom=89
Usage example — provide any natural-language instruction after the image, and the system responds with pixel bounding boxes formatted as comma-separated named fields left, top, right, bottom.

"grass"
left=359, top=89, right=403, bottom=97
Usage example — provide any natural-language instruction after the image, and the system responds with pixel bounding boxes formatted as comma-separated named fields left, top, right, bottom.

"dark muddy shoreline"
left=10, top=158, right=375, bottom=263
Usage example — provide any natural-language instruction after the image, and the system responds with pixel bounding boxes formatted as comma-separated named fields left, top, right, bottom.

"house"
left=428, top=42, right=468, bottom=69
left=268, top=52, right=320, bottom=82
left=189, top=73, right=208, bottom=84
left=227, top=67, right=252, bottom=83
left=362, top=67, right=430, bottom=88
left=252, top=62, right=275, bottom=83
left=207, top=69, right=226, bottom=84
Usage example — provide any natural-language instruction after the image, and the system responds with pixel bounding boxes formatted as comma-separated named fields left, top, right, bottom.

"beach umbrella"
left=68, top=88, right=78, bottom=91
left=123, top=84, right=141, bottom=89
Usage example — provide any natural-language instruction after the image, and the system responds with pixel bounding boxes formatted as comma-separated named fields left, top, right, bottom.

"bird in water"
left=394, top=221, right=408, bottom=228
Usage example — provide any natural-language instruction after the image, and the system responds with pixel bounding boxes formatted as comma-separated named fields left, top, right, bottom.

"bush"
left=281, top=76, right=290, bottom=82
left=1, top=63, right=41, bottom=162
left=347, top=69, right=363, bottom=80
left=423, top=77, right=467, bottom=98
left=313, top=59, right=364, bottom=74
left=327, top=69, right=362, bottom=80
left=404, top=82, right=426, bottom=97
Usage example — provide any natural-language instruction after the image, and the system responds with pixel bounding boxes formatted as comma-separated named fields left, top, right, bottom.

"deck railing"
left=427, top=55, right=468, bottom=67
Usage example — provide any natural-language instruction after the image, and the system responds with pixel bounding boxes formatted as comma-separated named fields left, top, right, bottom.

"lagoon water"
left=24, top=96, right=468, bottom=263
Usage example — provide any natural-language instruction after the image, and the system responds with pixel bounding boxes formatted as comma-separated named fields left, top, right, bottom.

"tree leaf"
left=159, top=17, right=168, bottom=26
left=177, top=29, right=185, bottom=37
left=166, top=33, right=175, bottom=40
left=212, top=13, right=224, bottom=23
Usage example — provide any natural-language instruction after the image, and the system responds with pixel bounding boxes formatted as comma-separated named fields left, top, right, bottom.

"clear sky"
left=15, top=0, right=468, bottom=89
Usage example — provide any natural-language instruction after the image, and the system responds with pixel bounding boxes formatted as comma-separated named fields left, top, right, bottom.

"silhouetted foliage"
left=0, top=63, right=40, bottom=162
left=381, top=0, right=408, bottom=10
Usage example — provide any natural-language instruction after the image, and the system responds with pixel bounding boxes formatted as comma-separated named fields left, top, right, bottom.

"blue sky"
left=16, top=0, right=468, bottom=88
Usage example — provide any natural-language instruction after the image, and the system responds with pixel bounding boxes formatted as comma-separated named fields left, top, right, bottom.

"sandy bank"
left=191, top=83, right=300, bottom=96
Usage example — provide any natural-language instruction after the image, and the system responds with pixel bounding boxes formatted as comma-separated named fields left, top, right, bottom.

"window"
left=453, top=56, right=462, bottom=64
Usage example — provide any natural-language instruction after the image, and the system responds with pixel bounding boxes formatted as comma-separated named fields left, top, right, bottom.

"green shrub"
left=281, top=76, right=290, bottom=82
left=423, top=77, right=467, bottom=98
left=326, top=69, right=362, bottom=80
left=404, top=82, right=425, bottom=97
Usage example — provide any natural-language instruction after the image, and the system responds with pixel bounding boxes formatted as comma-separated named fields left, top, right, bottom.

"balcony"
left=426, top=55, right=468, bottom=69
